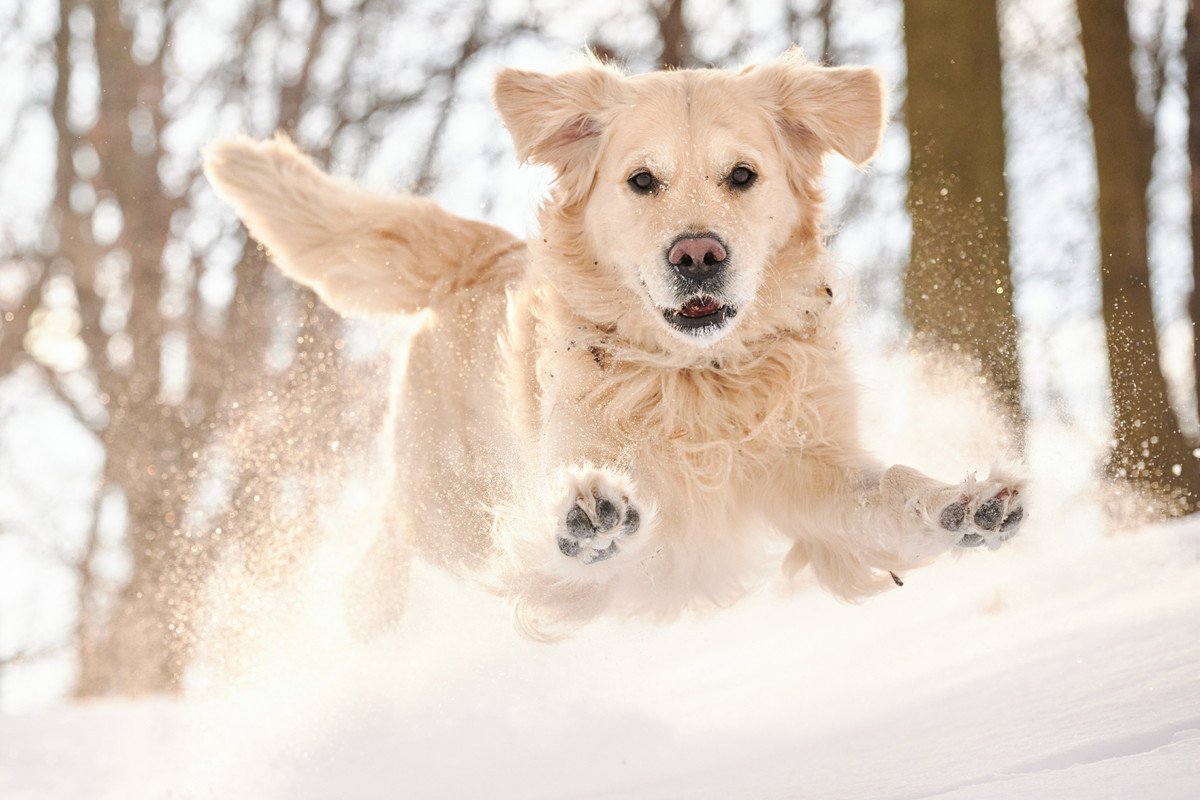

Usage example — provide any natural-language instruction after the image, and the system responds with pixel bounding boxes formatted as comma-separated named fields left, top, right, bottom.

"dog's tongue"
left=678, top=297, right=721, bottom=318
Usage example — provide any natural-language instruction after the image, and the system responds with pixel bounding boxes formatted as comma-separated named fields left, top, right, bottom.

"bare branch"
left=277, top=0, right=337, bottom=134
left=413, top=2, right=490, bottom=193
left=656, top=0, right=693, bottom=69
left=816, top=0, right=835, bottom=64
left=0, top=642, right=69, bottom=668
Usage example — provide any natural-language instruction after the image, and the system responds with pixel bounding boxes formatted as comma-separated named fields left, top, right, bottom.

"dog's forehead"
left=606, top=72, right=776, bottom=171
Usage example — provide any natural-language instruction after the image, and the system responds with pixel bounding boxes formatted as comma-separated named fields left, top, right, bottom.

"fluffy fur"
left=204, top=50, right=1025, bottom=639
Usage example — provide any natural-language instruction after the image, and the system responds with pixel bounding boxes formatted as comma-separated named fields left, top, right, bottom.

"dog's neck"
left=567, top=301, right=833, bottom=373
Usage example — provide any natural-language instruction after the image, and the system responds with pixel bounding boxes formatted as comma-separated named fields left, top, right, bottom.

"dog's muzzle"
left=660, top=233, right=737, bottom=337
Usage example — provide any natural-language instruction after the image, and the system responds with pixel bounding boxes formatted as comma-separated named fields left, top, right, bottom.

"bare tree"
left=902, top=0, right=1024, bottom=433
left=656, top=0, right=693, bottom=69
left=0, top=0, right=513, bottom=696
left=1078, top=0, right=1200, bottom=508
left=1188, top=0, right=1200, bottom=425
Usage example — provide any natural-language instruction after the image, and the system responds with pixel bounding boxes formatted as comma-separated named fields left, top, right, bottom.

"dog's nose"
left=667, top=235, right=727, bottom=283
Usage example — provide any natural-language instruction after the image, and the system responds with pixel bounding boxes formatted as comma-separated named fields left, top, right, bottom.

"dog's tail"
left=203, top=135, right=525, bottom=317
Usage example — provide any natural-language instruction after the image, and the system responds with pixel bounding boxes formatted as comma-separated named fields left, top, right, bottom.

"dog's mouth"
left=662, top=296, right=738, bottom=335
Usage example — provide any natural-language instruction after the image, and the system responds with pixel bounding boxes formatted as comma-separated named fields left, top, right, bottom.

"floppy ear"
left=750, top=52, right=886, bottom=168
left=493, top=64, right=624, bottom=184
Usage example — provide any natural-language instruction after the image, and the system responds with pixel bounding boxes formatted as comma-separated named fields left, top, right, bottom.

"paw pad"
left=973, top=497, right=1004, bottom=530
left=557, top=479, right=642, bottom=566
left=939, top=483, right=1025, bottom=550
left=939, top=498, right=968, bottom=532
left=999, top=506, right=1023, bottom=532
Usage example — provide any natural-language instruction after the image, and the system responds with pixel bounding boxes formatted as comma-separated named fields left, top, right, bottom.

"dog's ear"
left=749, top=51, right=886, bottom=168
left=493, top=64, right=623, bottom=184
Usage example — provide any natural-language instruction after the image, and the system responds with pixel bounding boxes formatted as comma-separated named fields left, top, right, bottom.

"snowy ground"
left=2, top=506, right=1198, bottom=799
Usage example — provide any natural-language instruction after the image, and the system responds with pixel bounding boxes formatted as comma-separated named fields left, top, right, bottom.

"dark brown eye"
left=628, top=170, right=658, bottom=194
left=728, top=165, right=756, bottom=190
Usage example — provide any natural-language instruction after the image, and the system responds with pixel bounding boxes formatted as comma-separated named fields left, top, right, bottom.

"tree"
left=1188, top=0, right=1200, bottom=421
left=902, top=0, right=1024, bottom=432
left=656, top=0, right=693, bottom=68
left=0, top=0, right=505, bottom=695
left=1078, top=0, right=1200, bottom=510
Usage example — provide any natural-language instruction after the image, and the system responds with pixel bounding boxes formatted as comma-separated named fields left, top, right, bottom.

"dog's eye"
left=728, top=166, right=757, bottom=190
left=628, top=170, right=659, bottom=195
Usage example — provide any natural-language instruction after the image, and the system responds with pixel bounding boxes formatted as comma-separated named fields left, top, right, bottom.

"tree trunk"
left=1187, top=1, right=1200, bottom=429
left=71, top=0, right=198, bottom=694
left=657, top=0, right=693, bottom=69
left=4, top=0, right=513, bottom=700
left=902, top=0, right=1024, bottom=434
left=1078, top=0, right=1200, bottom=510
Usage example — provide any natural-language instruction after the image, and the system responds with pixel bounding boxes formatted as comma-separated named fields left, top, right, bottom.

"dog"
left=203, top=50, right=1024, bottom=638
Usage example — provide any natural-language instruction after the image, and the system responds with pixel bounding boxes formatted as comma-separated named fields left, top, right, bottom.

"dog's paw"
left=556, top=469, right=643, bottom=566
left=937, top=472, right=1025, bottom=550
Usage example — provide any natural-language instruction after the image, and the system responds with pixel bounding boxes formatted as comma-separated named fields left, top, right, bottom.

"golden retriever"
left=203, top=50, right=1024, bottom=638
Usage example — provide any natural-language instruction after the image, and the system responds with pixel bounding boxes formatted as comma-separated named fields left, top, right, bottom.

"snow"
left=2, top=510, right=1198, bottom=799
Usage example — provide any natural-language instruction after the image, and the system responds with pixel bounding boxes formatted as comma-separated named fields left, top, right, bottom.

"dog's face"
left=580, top=83, right=800, bottom=345
left=495, top=52, right=885, bottom=350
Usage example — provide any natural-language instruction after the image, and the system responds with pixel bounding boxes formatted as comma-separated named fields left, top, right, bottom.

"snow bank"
left=4, top=349, right=1197, bottom=799
left=2, top=511, right=1198, bottom=799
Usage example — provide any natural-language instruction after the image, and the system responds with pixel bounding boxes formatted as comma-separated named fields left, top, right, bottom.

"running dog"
left=204, top=50, right=1024, bottom=637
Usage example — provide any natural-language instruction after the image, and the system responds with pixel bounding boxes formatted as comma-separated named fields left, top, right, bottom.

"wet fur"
left=204, top=50, right=1023, bottom=639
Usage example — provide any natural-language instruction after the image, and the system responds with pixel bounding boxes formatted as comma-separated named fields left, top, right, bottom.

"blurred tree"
left=656, top=0, right=693, bottom=68
left=60, top=0, right=383, bottom=695
left=1078, top=0, right=1200, bottom=509
left=0, top=0, right=512, bottom=695
left=1188, top=0, right=1200, bottom=425
left=902, top=0, right=1024, bottom=434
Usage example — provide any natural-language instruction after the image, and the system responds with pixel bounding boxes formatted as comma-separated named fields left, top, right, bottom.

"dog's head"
left=495, top=51, right=885, bottom=352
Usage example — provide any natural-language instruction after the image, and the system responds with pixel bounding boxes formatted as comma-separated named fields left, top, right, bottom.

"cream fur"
left=203, top=50, right=1025, bottom=639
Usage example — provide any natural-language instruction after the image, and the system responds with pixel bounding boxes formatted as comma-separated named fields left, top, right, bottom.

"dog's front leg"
left=867, top=463, right=1026, bottom=555
left=498, top=389, right=657, bottom=588
left=781, top=459, right=1025, bottom=598
left=495, top=421, right=657, bottom=636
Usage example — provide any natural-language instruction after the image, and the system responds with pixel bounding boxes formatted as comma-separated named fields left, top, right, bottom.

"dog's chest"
left=575, top=345, right=825, bottom=471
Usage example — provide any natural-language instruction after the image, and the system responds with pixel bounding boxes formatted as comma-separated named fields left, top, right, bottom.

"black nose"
left=667, top=234, right=728, bottom=284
